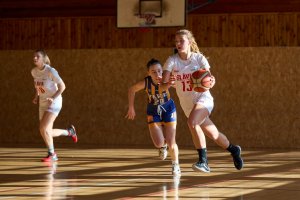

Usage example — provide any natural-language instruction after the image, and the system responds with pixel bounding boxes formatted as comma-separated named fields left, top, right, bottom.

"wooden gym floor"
left=0, top=147, right=300, bottom=199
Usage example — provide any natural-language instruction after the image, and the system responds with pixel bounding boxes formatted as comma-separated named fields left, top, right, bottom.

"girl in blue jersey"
left=126, top=58, right=180, bottom=175
left=31, top=49, right=78, bottom=162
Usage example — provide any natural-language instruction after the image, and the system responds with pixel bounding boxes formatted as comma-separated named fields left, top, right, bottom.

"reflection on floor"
left=0, top=147, right=300, bottom=199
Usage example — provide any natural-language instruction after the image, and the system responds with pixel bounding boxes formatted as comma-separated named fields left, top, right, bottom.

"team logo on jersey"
left=191, top=66, right=199, bottom=71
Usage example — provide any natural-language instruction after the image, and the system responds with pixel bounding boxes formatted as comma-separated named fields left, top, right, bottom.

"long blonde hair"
left=176, top=29, right=200, bottom=53
left=35, top=49, right=51, bottom=65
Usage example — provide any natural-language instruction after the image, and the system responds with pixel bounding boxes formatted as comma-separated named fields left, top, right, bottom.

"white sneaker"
left=159, top=145, right=168, bottom=160
left=172, top=163, right=181, bottom=176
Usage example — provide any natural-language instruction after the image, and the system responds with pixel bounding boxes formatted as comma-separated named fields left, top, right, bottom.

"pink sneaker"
left=42, top=153, right=58, bottom=162
left=67, top=125, right=78, bottom=143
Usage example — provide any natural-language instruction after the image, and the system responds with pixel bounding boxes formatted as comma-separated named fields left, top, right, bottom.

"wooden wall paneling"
left=31, top=19, right=37, bottom=49
left=278, top=14, right=286, bottom=46
left=101, top=17, right=108, bottom=48
left=236, top=15, right=242, bottom=46
left=33, top=19, right=39, bottom=49
left=259, top=15, right=264, bottom=46
left=0, top=21, right=4, bottom=48
left=94, top=17, right=102, bottom=48
left=253, top=15, right=260, bottom=46
left=3, top=21, right=11, bottom=49
left=210, top=15, right=218, bottom=46
left=41, top=18, right=48, bottom=48
left=267, top=14, right=275, bottom=46
left=228, top=15, right=236, bottom=47
left=233, top=15, right=240, bottom=46
left=84, top=18, right=92, bottom=48
left=285, top=14, right=291, bottom=46
left=73, top=18, right=82, bottom=49
left=298, top=14, right=300, bottom=45
left=153, top=28, right=175, bottom=48
left=196, top=15, right=208, bottom=47
left=290, top=14, right=297, bottom=46
left=1, top=13, right=300, bottom=49
left=243, top=15, right=250, bottom=47
left=13, top=19, right=19, bottom=49
left=268, top=14, right=275, bottom=46
left=282, top=14, right=289, bottom=46
left=50, top=18, right=57, bottom=48
left=219, top=15, right=228, bottom=47
left=23, top=19, right=30, bottom=49
left=284, top=13, right=294, bottom=46
left=112, top=18, right=121, bottom=48
left=238, top=15, right=245, bottom=47
left=21, top=20, right=31, bottom=46
left=40, top=19, right=46, bottom=48
left=64, top=18, right=72, bottom=49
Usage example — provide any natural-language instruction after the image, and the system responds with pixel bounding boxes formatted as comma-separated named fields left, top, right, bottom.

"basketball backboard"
left=117, top=0, right=186, bottom=28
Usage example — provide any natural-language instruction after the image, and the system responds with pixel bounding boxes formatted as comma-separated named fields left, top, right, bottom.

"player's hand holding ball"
left=191, top=69, right=215, bottom=92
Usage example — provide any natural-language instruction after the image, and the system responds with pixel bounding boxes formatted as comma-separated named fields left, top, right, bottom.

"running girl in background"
left=125, top=58, right=180, bottom=175
left=31, top=49, right=78, bottom=162
left=161, top=30, right=243, bottom=173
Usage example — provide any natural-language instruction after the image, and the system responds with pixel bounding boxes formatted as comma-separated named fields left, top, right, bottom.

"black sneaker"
left=192, top=161, right=210, bottom=173
left=231, top=145, right=243, bottom=170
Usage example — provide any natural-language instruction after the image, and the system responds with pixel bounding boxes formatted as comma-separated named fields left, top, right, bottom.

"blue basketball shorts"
left=146, top=99, right=177, bottom=126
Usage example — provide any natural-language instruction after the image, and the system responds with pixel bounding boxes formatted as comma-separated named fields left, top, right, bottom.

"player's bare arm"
left=125, top=80, right=145, bottom=120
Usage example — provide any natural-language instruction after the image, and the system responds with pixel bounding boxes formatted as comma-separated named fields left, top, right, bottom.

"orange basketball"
left=191, top=69, right=215, bottom=92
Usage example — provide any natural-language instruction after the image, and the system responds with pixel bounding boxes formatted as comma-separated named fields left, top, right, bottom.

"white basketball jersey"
left=31, top=65, right=63, bottom=99
left=163, top=52, right=211, bottom=100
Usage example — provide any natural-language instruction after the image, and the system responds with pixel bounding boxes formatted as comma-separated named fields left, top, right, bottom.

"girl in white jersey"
left=31, top=49, right=78, bottom=162
left=161, top=30, right=243, bottom=173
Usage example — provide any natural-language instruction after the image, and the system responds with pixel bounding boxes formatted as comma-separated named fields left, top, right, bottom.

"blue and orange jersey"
left=144, top=76, right=170, bottom=105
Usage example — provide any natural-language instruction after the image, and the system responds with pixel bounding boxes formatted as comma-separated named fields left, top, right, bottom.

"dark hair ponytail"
left=146, top=58, right=161, bottom=69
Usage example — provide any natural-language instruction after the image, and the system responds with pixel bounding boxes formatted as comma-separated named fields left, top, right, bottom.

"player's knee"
left=39, top=125, right=46, bottom=134
left=209, top=132, right=220, bottom=141
left=187, top=118, right=197, bottom=129
left=39, top=125, right=51, bottom=136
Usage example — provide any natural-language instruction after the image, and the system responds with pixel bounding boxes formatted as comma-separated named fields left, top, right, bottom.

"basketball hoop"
left=117, top=0, right=186, bottom=28
left=139, top=13, right=156, bottom=26
left=138, top=13, right=155, bottom=33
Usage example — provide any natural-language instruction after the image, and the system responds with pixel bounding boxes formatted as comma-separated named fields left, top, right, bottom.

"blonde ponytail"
left=44, top=55, right=51, bottom=65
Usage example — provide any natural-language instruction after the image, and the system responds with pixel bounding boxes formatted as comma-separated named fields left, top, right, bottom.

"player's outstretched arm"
left=125, top=80, right=144, bottom=120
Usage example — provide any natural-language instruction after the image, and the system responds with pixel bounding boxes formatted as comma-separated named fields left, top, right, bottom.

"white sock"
left=48, top=145, right=55, bottom=154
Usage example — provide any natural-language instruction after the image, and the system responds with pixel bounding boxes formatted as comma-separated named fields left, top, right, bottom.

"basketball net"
left=138, top=13, right=156, bottom=32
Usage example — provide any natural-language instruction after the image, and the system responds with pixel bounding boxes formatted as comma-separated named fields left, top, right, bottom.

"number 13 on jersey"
left=181, top=80, right=192, bottom=91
